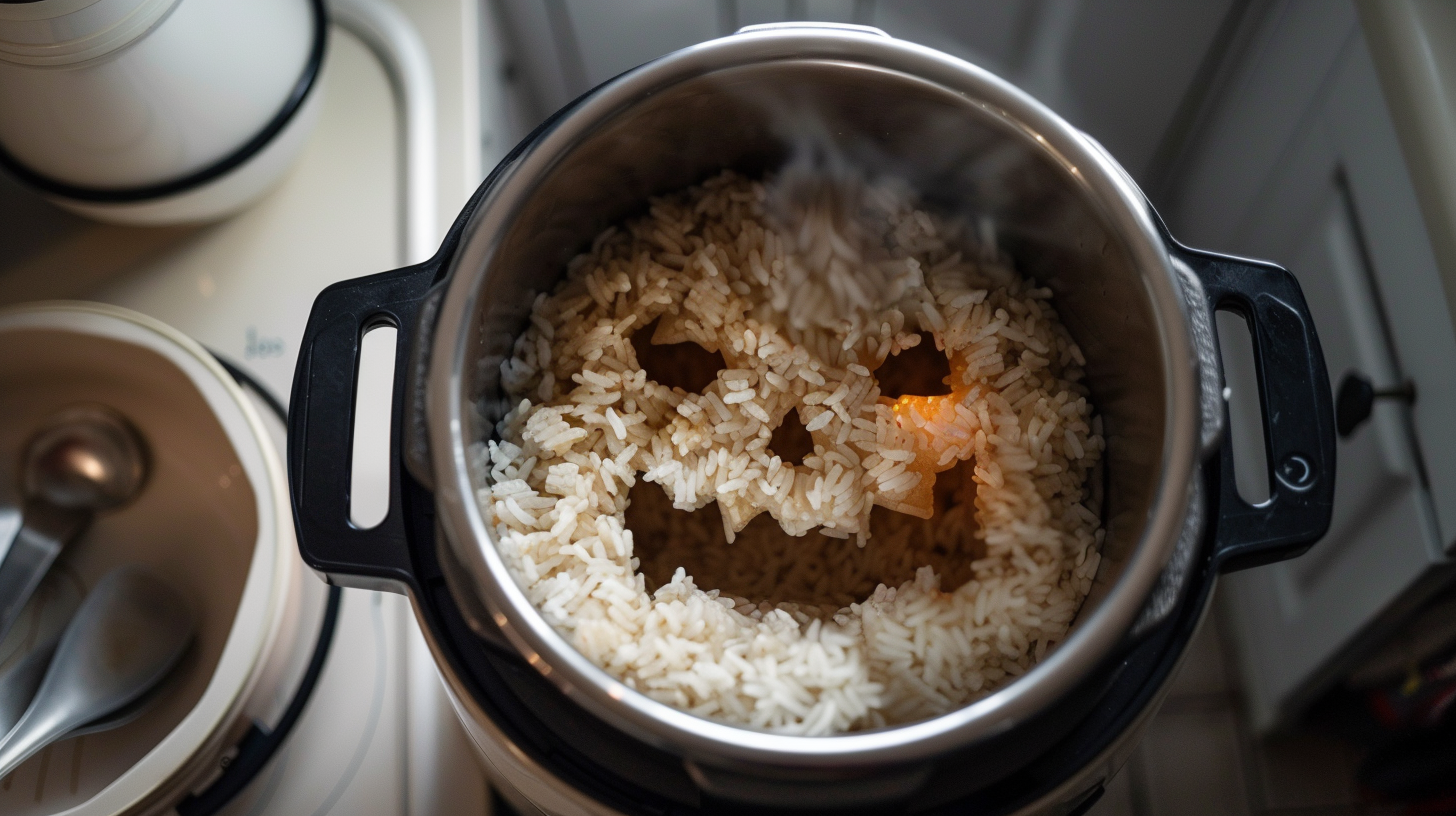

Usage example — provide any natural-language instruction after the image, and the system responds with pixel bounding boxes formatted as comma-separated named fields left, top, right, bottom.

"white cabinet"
left=1167, top=0, right=1456, bottom=731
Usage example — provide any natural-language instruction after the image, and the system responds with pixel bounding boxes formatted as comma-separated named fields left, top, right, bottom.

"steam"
left=747, top=96, right=1003, bottom=366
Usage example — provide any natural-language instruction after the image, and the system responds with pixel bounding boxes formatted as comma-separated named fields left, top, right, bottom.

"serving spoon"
left=0, top=567, right=193, bottom=776
left=0, top=636, right=58, bottom=737
left=0, top=638, right=163, bottom=745
left=0, top=406, right=147, bottom=645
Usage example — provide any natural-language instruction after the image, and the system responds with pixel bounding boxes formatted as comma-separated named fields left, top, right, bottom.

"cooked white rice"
left=473, top=170, right=1104, bottom=735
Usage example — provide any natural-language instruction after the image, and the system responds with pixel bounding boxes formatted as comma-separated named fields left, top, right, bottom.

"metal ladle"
left=0, top=566, right=193, bottom=776
left=0, top=406, right=147, bottom=646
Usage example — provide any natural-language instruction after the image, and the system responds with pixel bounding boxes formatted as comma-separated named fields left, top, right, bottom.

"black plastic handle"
left=287, top=259, right=442, bottom=593
left=286, top=136, right=502, bottom=591
left=1173, top=245, right=1336, bottom=572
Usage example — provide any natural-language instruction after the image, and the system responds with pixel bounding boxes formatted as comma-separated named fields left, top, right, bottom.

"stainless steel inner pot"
left=425, top=24, right=1208, bottom=768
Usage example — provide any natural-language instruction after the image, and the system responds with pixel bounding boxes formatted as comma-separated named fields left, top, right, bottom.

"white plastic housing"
left=0, top=0, right=313, bottom=196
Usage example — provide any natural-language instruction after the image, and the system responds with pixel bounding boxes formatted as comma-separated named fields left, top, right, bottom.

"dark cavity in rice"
left=767, top=409, right=816, bottom=465
left=629, top=317, right=727, bottom=395
left=875, top=331, right=953, bottom=399
left=628, top=459, right=984, bottom=616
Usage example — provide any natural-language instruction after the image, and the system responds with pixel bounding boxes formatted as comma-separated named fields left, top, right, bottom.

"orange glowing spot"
left=868, top=342, right=982, bottom=520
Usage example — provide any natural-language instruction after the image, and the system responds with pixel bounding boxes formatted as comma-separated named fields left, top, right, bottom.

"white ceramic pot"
left=0, top=0, right=325, bottom=225
left=0, top=302, right=329, bottom=815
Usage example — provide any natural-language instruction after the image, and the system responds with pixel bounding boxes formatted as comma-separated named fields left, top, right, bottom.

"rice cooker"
left=0, top=302, right=338, bottom=816
left=286, top=23, right=1335, bottom=815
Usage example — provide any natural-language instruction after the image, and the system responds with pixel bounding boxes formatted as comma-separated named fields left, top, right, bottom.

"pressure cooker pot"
left=288, top=23, right=1335, bottom=816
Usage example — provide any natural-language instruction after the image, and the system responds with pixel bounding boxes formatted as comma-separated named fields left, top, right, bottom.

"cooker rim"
left=424, top=25, right=1205, bottom=767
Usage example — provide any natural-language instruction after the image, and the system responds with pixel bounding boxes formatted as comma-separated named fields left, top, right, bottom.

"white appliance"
left=0, top=0, right=502, bottom=812
left=0, top=0, right=325, bottom=225
left=0, top=302, right=330, bottom=816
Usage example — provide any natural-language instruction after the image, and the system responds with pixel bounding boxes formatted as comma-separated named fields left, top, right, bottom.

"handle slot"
left=349, top=323, right=400, bottom=529
left=1214, top=309, right=1272, bottom=505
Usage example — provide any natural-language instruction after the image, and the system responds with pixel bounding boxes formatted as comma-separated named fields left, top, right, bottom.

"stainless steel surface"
left=0, top=636, right=56, bottom=737
left=425, top=587, right=1204, bottom=816
left=424, top=23, right=1208, bottom=772
left=22, top=405, right=148, bottom=511
left=0, top=406, right=147, bottom=645
left=0, top=501, right=85, bottom=646
left=0, top=507, right=17, bottom=563
left=0, top=566, right=193, bottom=777
left=64, top=680, right=162, bottom=738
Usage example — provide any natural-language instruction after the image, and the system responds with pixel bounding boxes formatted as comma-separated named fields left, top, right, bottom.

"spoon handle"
left=0, top=501, right=87, bottom=645
left=0, top=508, right=18, bottom=565
left=0, top=636, right=58, bottom=738
left=0, top=707, right=76, bottom=779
